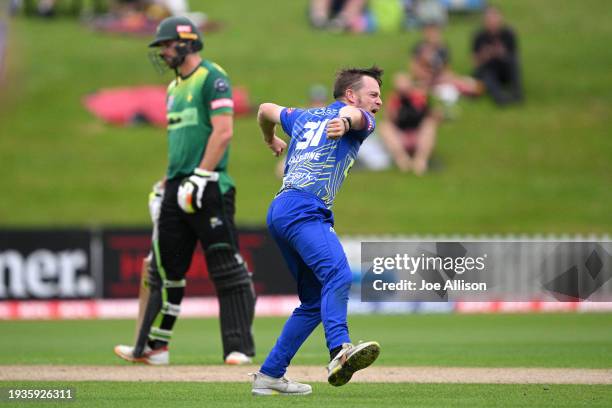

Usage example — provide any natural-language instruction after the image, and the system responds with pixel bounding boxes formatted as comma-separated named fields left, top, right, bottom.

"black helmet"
left=149, top=16, right=203, bottom=52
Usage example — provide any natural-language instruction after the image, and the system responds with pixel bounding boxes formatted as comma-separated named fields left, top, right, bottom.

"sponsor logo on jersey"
left=311, top=107, right=338, bottom=116
left=287, top=151, right=321, bottom=165
left=283, top=172, right=316, bottom=186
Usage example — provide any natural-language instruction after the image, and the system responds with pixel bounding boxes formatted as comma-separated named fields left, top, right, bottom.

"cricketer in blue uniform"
left=252, top=67, right=384, bottom=395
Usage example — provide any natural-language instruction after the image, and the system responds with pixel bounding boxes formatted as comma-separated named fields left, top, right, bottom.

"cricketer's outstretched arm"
left=257, top=103, right=286, bottom=157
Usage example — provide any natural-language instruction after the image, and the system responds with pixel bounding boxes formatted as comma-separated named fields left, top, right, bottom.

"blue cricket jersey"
left=278, top=101, right=376, bottom=208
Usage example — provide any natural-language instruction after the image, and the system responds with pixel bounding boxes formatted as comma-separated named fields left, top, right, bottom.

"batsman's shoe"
left=225, top=351, right=253, bottom=365
left=327, top=341, right=380, bottom=386
left=250, top=372, right=312, bottom=396
left=113, top=344, right=169, bottom=365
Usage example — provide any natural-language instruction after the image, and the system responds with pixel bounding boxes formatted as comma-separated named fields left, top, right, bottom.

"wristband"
left=341, top=116, right=352, bottom=132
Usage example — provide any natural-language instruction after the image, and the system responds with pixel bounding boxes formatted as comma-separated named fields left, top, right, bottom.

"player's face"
left=158, top=40, right=180, bottom=67
left=353, top=76, right=382, bottom=115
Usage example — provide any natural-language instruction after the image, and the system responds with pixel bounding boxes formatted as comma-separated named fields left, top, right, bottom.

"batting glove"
left=177, top=169, right=219, bottom=214
left=148, top=181, right=165, bottom=223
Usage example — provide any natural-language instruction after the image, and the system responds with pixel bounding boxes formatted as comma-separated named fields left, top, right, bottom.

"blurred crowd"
left=9, top=0, right=523, bottom=177
left=309, top=0, right=475, bottom=33
left=9, top=0, right=207, bottom=28
left=307, top=1, right=524, bottom=176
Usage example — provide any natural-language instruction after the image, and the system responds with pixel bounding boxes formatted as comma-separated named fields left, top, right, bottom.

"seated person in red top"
left=378, top=73, right=442, bottom=176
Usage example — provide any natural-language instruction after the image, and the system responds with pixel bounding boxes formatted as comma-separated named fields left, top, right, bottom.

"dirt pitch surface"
left=2, top=366, right=611, bottom=384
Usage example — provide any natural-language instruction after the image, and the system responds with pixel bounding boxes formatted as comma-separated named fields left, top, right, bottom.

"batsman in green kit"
left=114, top=16, right=256, bottom=366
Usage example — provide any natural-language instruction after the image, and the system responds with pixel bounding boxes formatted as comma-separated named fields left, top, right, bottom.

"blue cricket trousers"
left=260, top=189, right=352, bottom=378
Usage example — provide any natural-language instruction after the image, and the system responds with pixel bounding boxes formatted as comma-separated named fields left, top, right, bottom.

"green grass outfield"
left=1, top=0, right=611, bottom=233
left=2, top=314, right=611, bottom=406
left=1, top=382, right=611, bottom=407
left=1, top=313, right=611, bottom=367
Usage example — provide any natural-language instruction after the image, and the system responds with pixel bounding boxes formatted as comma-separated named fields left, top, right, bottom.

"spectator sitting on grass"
left=378, top=73, right=442, bottom=176
left=411, top=22, right=483, bottom=97
left=472, top=5, right=523, bottom=106
left=309, top=0, right=367, bottom=32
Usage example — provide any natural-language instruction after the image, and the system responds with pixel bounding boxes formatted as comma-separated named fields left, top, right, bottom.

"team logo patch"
left=214, top=78, right=229, bottom=93
left=176, top=25, right=193, bottom=33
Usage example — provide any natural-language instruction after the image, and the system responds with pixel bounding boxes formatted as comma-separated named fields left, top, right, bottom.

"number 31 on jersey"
left=295, top=120, right=330, bottom=150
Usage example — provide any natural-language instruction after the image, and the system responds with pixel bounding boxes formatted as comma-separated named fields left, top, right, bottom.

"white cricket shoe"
left=113, top=344, right=169, bottom=365
left=327, top=341, right=380, bottom=386
left=250, top=372, right=312, bottom=396
left=224, top=351, right=253, bottom=365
